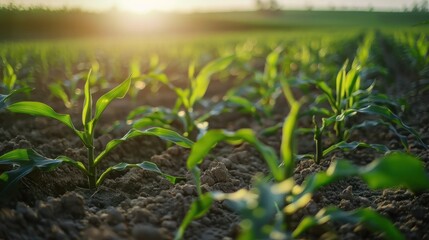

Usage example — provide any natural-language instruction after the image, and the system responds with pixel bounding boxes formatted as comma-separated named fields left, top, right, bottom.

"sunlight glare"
left=118, top=0, right=176, bottom=13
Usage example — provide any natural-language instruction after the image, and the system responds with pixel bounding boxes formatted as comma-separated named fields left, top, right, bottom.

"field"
left=1, top=9, right=429, bottom=240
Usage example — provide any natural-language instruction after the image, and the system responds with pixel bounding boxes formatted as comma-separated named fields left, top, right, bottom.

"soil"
left=1, top=36, right=429, bottom=240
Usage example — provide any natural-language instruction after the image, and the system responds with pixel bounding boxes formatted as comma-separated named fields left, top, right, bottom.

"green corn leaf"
left=213, top=181, right=287, bottom=240
left=362, top=152, right=429, bottom=191
left=196, top=101, right=228, bottom=123
left=345, top=68, right=360, bottom=108
left=305, top=106, right=331, bottom=117
left=174, top=193, right=214, bottom=240
left=127, top=106, right=174, bottom=121
left=186, top=130, right=233, bottom=169
left=186, top=129, right=282, bottom=181
left=323, top=141, right=390, bottom=157
left=129, top=57, right=141, bottom=77
left=356, top=93, right=400, bottom=110
left=145, top=73, right=169, bottom=85
left=190, top=55, right=234, bottom=107
left=292, top=153, right=429, bottom=211
left=226, top=95, right=257, bottom=115
left=188, top=60, right=196, bottom=80
left=260, top=122, right=283, bottom=137
left=335, top=62, right=347, bottom=111
left=97, top=161, right=185, bottom=187
left=338, top=105, right=427, bottom=149
left=7, top=101, right=88, bottom=147
left=132, top=118, right=171, bottom=129
left=280, top=77, right=302, bottom=179
left=0, top=149, right=85, bottom=196
left=128, top=106, right=176, bottom=129
left=94, top=128, right=193, bottom=165
left=176, top=88, right=190, bottom=110
left=293, top=207, right=404, bottom=240
left=48, top=83, right=72, bottom=108
left=316, top=81, right=336, bottom=112
left=143, top=127, right=194, bottom=148
left=264, top=47, right=281, bottom=88
left=349, top=120, right=410, bottom=150
left=0, top=87, right=31, bottom=110
left=92, top=76, right=131, bottom=125
left=3, top=62, right=17, bottom=91
left=82, top=70, right=93, bottom=129
left=281, top=101, right=301, bottom=179
left=7, top=101, right=76, bottom=130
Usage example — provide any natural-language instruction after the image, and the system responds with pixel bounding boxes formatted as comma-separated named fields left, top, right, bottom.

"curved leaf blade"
left=7, top=101, right=76, bottom=130
left=323, top=141, right=390, bottom=157
left=93, top=76, right=131, bottom=124
left=292, top=153, right=429, bottom=213
left=190, top=55, right=234, bottom=107
left=0, top=88, right=31, bottom=110
left=143, top=127, right=194, bottom=148
left=186, top=129, right=282, bottom=181
left=82, top=69, right=93, bottom=128
left=175, top=193, right=214, bottom=240
left=48, top=83, right=72, bottom=109
left=293, top=207, right=404, bottom=240
left=0, top=149, right=82, bottom=196
left=94, top=128, right=193, bottom=165
left=362, top=152, right=429, bottom=191
left=96, top=161, right=185, bottom=187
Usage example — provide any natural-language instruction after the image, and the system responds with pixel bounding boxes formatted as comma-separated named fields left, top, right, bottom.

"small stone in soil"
left=131, top=208, right=157, bottom=224
left=209, top=162, right=229, bottom=182
left=103, top=207, right=124, bottom=226
left=61, top=192, right=85, bottom=218
left=182, top=184, right=194, bottom=195
left=132, top=224, right=162, bottom=240
left=161, top=220, right=177, bottom=229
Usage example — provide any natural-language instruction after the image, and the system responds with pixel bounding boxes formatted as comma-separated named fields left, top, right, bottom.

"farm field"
left=1, top=8, right=429, bottom=240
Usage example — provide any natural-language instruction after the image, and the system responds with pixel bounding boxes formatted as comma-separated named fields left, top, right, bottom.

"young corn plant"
left=128, top=55, right=234, bottom=139
left=1, top=58, right=17, bottom=92
left=200, top=152, right=429, bottom=240
left=309, top=59, right=427, bottom=163
left=174, top=77, right=302, bottom=239
left=175, top=79, right=429, bottom=240
left=48, top=72, right=87, bottom=109
left=0, top=71, right=192, bottom=194
left=227, top=47, right=283, bottom=118
left=396, top=33, right=429, bottom=94
left=127, top=54, right=165, bottom=101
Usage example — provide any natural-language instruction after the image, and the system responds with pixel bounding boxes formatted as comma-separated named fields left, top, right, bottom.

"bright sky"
left=0, top=0, right=418, bottom=13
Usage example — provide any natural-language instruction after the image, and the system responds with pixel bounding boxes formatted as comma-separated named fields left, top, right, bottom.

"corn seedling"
left=1, top=71, right=192, bottom=194
left=196, top=152, right=429, bottom=240
left=1, top=58, right=17, bottom=92
left=175, top=76, right=429, bottom=240
left=175, top=78, right=429, bottom=239
left=128, top=54, right=166, bottom=101
left=128, top=55, right=234, bottom=139
left=174, top=77, right=302, bottom=239
left=309, top=59, right=426, bottom=163
left=228, top=47, right=283, bottom=117
left=48, top=72, right=87, bottom=109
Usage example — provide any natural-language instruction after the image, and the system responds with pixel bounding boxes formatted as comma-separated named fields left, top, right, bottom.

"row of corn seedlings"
left=0, top=31, right=428, bottom=239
